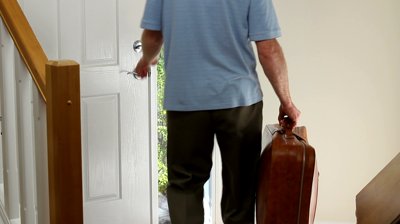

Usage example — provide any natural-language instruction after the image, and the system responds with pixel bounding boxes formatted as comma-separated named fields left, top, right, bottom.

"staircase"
left=356, top=153, right=400, bottom=224
left=0, top=0, right=83, bottom=223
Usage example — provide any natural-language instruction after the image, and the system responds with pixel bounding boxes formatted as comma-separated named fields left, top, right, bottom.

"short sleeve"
left=141, top=0, right=162, bottom=31
left=248, top=0, right=281, bottom=41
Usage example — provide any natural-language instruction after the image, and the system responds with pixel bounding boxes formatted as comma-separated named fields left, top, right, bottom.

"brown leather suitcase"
left=257, top=124, right=318, bottom=224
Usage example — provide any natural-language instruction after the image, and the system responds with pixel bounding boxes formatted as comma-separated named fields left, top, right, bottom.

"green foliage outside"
left=157, top=50, right=168, bottom=195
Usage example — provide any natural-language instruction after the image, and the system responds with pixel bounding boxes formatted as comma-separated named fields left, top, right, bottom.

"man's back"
left=141, top=0, right=281, bottom=111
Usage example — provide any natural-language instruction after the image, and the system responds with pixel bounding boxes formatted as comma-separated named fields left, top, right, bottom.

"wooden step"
left=356, top=153, right=400, bottom=224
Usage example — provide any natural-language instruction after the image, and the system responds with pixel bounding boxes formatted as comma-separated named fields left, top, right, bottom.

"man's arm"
left=256, top=39, right=301, bottom=126
left=134, top=29, right=163, bottom=78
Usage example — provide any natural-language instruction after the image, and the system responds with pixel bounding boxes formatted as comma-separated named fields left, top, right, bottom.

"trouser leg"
left=167, top=111, right=215, bottom=224
left=214, top=102, right=263, bottom=224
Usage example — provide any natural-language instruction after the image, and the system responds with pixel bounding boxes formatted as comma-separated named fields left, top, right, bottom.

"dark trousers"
left=167, top=101, right=263, bottom=224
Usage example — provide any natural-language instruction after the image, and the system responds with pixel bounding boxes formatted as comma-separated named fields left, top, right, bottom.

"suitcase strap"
left=281, top=129, right=305, bottom=141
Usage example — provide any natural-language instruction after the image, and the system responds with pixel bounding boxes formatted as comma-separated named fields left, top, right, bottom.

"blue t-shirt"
left=141, top=0, right=281, bottom=111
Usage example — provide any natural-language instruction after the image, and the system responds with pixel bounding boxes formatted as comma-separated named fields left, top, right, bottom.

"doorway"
left=156, top=51, right=214, bottom=224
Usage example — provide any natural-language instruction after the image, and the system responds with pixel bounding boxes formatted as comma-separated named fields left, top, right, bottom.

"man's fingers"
left=133, top=58, right=152, bottom=79
left=278, top=103, right=301, bottom=127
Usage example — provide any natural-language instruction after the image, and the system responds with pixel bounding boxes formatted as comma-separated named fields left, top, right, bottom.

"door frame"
left=149, top=67, right=159, bottom=224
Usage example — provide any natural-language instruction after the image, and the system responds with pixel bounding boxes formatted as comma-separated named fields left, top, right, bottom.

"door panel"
left=82, top=0, right=118, bottom=66
left=82, top=95, right=121, bottom=202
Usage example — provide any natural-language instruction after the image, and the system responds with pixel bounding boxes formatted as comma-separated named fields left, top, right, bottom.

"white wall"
left=259, top=0, right=400, bottom=222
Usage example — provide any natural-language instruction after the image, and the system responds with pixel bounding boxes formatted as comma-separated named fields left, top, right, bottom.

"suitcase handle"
left=281, top=116, right=295, bottom=131
left=280, top=117, right=306, bottom=142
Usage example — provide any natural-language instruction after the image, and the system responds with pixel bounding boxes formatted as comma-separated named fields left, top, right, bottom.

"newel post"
left=46, top=60, right=83, bottom=224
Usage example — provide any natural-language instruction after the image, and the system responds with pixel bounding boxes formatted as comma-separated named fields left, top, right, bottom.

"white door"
left=73, top=1, right=157, bottom=223
left=24, top=0, right=157, bottom=223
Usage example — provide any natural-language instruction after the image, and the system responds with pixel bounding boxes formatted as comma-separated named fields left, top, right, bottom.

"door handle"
left=121, top=40, right=150, bottom=79
left=128, top=70, right=149, bottom=80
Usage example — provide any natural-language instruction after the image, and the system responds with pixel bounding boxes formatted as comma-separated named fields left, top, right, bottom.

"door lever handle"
left=128, top=70, right=148, bottom=80
left=120, top=69, right=150, bottom=80
left=122, top=40, right=149, bottom=79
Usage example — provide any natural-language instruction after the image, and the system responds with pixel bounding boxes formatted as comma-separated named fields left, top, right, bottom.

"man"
left=135, top=0, right=300, bottom=223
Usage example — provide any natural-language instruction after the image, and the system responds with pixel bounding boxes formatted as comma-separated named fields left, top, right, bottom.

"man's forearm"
left=256, top=39, right=292, bottom=106
left=141, top=29, right=163, bottom=63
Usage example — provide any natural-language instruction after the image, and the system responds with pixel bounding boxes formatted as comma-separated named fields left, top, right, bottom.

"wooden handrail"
left=0, top=0, right=47, bottom=102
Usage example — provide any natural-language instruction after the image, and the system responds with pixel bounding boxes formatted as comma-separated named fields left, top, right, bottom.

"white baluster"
left=0, top=20, right=22, bottom=224
left=14, top=51, right=38, bottom=224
